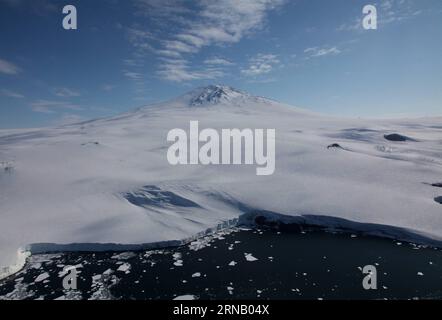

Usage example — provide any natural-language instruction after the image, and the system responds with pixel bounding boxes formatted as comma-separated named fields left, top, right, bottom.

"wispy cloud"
left=204, top=57, right=234, bottom=66
left=127, top=0, right=285, bottom=81
left=127, top=27, right=155, bottom=54
left=336, top=17, right=362, bottom=32
left=1, top=89, right=24, bottom=98
left=189, top=0, right=283, bottom=48
left=380, top=0, right=423, bottom=25
left=0, top=58, right=21, bottom=75
left=123, top=71, right=143, bottom=80
left=241, top=53, right=280, bottom=77
left=157, top=59, right=224, bottom=82
left=304, top=46, right=341, bottom=58
left=54, top=87, right=80, bottom=98
left=30, top=100, right=82, bottom=114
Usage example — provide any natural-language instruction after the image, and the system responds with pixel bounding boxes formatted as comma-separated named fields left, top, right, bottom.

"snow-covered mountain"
left=1, top=85, right=442, bottom=279
left=188, top=85, right=247, bottom=106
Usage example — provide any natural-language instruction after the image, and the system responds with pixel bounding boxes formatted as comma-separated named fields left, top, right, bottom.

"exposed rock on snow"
left=384, top=133, right=416, bottom=142
left=125, top=185, right=201, bottom=209
left=327, top=143, right=344, bottom=150
left=189, top=85, right=246, bottom=106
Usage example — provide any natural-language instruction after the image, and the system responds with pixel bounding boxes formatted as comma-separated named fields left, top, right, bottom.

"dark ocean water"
left=1, top=228, right=442, bottom=300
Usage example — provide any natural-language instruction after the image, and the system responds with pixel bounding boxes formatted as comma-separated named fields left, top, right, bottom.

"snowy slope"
left=1, top=85, right=442, bottom=279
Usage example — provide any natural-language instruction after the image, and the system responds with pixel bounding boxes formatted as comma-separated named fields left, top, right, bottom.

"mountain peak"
left=189, top=85, right=248, bottom=106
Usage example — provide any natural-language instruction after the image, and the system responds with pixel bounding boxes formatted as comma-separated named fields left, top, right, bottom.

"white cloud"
left=381, top=0, right=394, bottom=11
left=176, top=34, right=206, bottom=48
left=127, top=27, right=154, bottom=53
left=123, top=71, right=143, bottom=80
left=163, top=40, right=198, bottom=53
left=157, top=59, right=224, bottom=82
left=204, top=58, right=234, bottom=66
left=304, top=46, right=341, bottom=58
left=378, top=0, right=420, bottom=25
left=129, top=0, right=286, bottom=81
left=54, top=87, right=80, bottom=98
left=0, top=58, right=21, bottom=75
left=173, top=0, right=285, bottom=49
left=336, top=17, right=362, bottom=32
left=241, top=53, right=280, bottom=77
left=155, top=50, right=182, bottom=58
left=1, top=89, right=24, bottom=98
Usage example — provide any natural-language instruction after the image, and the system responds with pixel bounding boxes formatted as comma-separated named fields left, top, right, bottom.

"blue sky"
left=1, top=0, right=441, bottom=128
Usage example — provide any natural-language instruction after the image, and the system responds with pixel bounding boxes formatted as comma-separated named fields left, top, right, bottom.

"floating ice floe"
left=117, top=263, right=131, bottom=273
left=34, top=272, right=49, bottom=283
left=244, top=253, right=258, bottom=262
left=173, top=294, right=197, bottom=300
